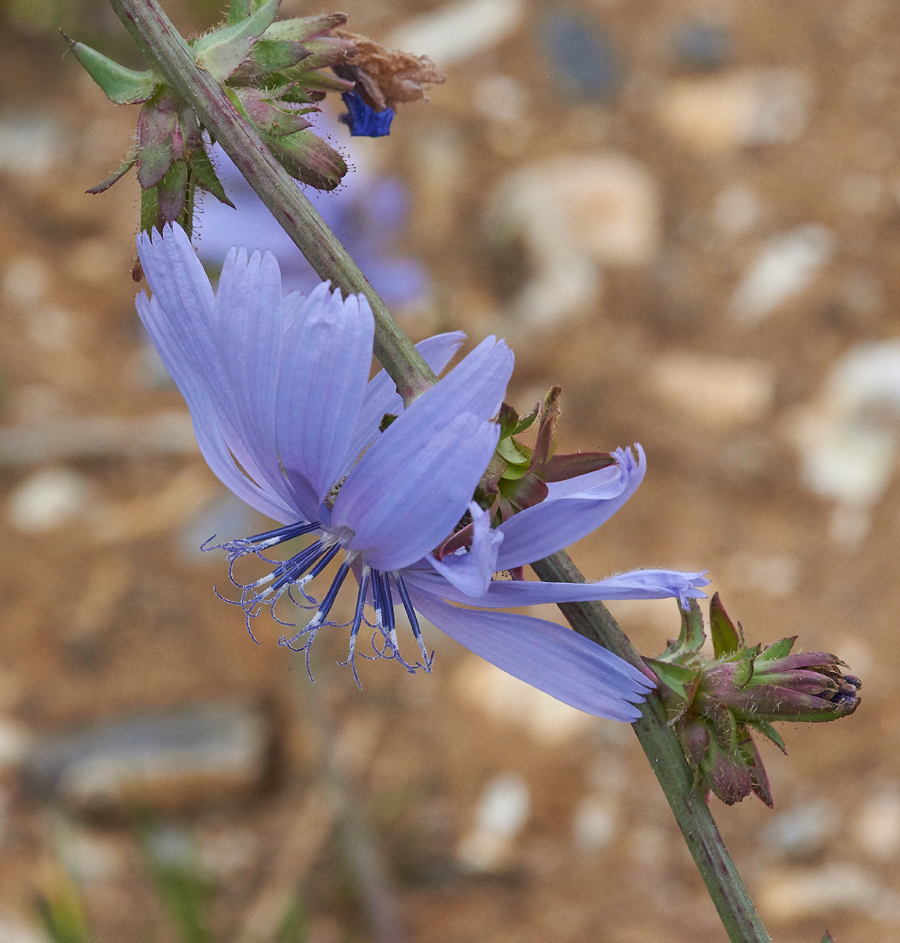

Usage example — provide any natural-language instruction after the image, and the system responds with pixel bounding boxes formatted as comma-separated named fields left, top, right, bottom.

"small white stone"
left=0, top=914, right=50, bottom=943
left=658, top=69, right=811, bottom=155
left=764, top=799, right=839, bottom=857
left=476, top=775, right=530, bottom=837
left=2, top=255, right=48, bottom=305
left=474, top=74, right=527, bottom=123
left=0, top=720, right=34, bottom=771
left=729, top=224, right=834, bottom=325
left=573, top=797, right=617, bottom=851
left=787, top=340, right=900, bottom=544
left=8, top=468, right=91, bottom=533
left=648, top=352, right=774, bottom=428
left=758, top=864, right=881, bottom=922
left=25, top=306, right=76, bottom=351
left=855, top=788, right=900, bottom=861
left=484, top=153, right=660, bottom=327
left=0, top=115, right=62, bottom=180
left=458, top=773, right=530, bottom=872
left=390, top=0, right=523, bottom=66
left=713, top=183, right=761, bottom=236
left=56, top=824, right=126, bottom=884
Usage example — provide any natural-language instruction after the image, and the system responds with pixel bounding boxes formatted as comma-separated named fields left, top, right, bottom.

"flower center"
left=209, top=521, right=432, bottom=683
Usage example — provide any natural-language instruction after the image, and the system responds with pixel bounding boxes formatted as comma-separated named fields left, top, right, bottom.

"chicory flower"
left=135, top=224, right=704, bottom=720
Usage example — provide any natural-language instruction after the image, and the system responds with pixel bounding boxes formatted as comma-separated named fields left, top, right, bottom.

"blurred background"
left=1, top=0, right=898, bottom=940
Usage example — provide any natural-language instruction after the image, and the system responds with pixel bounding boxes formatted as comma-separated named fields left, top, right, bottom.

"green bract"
left=67, top=0, right=359, bottom=232
left=647, top=594, right=861, bottom=807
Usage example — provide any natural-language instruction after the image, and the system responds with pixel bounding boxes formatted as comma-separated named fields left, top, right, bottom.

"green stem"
left=531, top=551, right=771, bottom=943
left=109, top=2, right=772, bottom=940
left=109, top=0, right=436, bottom=406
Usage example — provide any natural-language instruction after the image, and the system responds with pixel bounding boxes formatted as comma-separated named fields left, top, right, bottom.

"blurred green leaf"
left=138, top=825, right=213, bottom=943
left=34, top=883, right=94, bottom=943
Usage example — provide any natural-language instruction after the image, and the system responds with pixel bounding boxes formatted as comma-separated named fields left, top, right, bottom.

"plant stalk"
left=531, top=551, right=771, bottom=943
left=109, top=0, right=436, bottom=406
left=108, top=2, right=772, bottom=940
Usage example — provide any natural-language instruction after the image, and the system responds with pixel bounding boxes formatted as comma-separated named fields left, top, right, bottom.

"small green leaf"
left=263, top=13, right=347, bottom=42
left=644, top=658, right=701, bottom=716
left=274, top=85, right=318, bottom=105
left=284, top=66, right=355, bottom=94
left=141, top=185, right=161, bottom=233
left=157, top=159, right=188, bottom=224
left=747, top=718, right=787, bottom=754
left=756, top=636, right=797, bottom=663
left=63, top=35, right=158, bottom=104
left=709, top=702, right=739, bottom=751
left=34, top=880, right=94, bottom=943
left=188, top=148, right=235, bottom=207
left=236, top=39, right=310, bottom=80
left=138, top=825, right=213, bottom=943
left=86, top=155, right=136, bottom=194
left=709, top=592, right=742, bottom=658
left=193, top=0, right=281, bottom=82
left=225, top=0, right=252, bottom=24
left=733, top=656, right=755, bottom=688
left=512, top=404, right=538, bottom=435
left=661, top=598, right=706, bottom=660
left=496, top=435, right=530, bottom=469
left=497, top=402, right=521, bottom=439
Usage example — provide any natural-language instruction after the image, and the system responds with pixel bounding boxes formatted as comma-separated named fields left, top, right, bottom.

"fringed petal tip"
left=678, top=569, right=711, bottom=609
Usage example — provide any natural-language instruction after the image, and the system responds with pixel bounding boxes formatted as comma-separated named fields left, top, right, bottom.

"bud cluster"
left=646, top=594, right=861, bottom=807
left=64, top=0, right=442, bottom=232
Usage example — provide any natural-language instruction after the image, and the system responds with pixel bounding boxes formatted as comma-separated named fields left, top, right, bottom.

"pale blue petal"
left=211, top=246, right=298, bottom=508
left=408, top=590, right=654, bottom=721
left=495, top=446, right=645, bottom=571
left=275, top=288, right=374, bottom=515
left=544, top=446, right=639, bottom=499
left=333, top=413, right=500, bottom=571
left=406, top=567, right=710, bottom=608
left=344, top=332, right=466, bottom=469
left=136, top=227, right=297, bottom=522
left=395, top=338, right=513, bottom=442
left=137, top=224, right=215, bottom=329
left=427, top=503, right=503, bottom=596
left=136, top=294, right=296, bottom=523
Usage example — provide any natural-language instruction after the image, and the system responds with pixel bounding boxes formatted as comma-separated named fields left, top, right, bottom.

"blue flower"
left=196, top=143, right=426, bottom=307
left=339, top=91, right=395, bottom=137
left=135, top=225, right=706, bottom=721
left=407, top=445, right=709, bottom=609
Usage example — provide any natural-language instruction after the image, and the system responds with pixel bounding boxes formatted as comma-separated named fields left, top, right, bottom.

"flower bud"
left=649, top=593, right=861, bottom=806
left=136, top=92, right=180, bottom=190
left=697, top=645, right=861, bottom=725
left=260, top=128, right=347, bottom=190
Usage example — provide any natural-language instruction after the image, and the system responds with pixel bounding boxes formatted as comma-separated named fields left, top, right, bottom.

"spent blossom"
left=135, top=224, right=708, bottom=720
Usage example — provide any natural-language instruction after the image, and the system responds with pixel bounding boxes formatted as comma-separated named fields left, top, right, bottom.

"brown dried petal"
left=334, top=29, right=445, bottom=111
